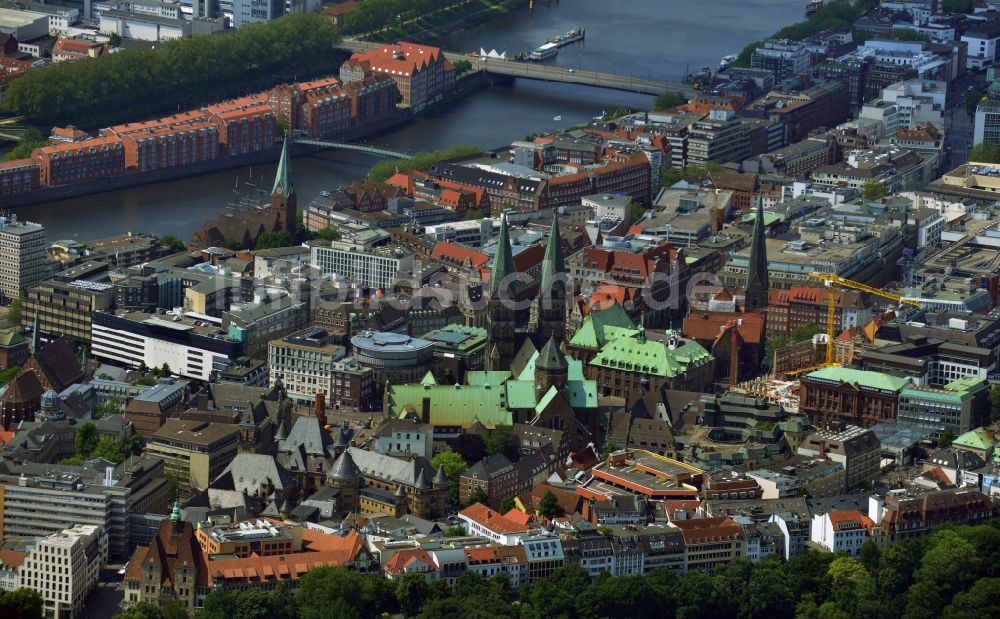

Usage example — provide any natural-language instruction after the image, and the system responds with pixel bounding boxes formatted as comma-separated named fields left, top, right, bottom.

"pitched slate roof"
left=213, top=453, right=293, bottom=494
left=282, top=417, right=333, bottom=457
left=347, top=447, right=435, bottom=487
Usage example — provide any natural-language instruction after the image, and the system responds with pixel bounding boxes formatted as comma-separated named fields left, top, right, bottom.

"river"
left=12, top=0, right=807, bottom=242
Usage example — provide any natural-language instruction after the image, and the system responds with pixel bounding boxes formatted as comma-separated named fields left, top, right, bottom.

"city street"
left=944, top=72, right=985, bottom=168
left=83, top=568, right=125, bottom=619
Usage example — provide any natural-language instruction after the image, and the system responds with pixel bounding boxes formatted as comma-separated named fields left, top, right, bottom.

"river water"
left=12, top=0, right=806, bottom=242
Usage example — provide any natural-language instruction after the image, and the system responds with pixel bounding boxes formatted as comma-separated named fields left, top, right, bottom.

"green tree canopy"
left=75, top=422, right=98, bottom=457
left=1, top=129, right=48, bottom=162
left=970, top=141, right=1000, bottom=164
left=452, top=433, right=486, bottom=464
left=862, top=179, right=887, bottom=201
left=396, top=572, right=430, bottom=617
left=539, top=489, right=561, bottom=519
left=0, top=588, right=43, bottom=619
left=7, top=297, right=22, bottom=326
left=368, top=145, right=481, bottom=182
left=431, top=450, right=468, bottom=503
left=484, top=425, right=518, bottom=460
left=943, top=0, right=975, bottom=13
left=654, top=92, right=687, bottom=110
left=465, top=487, right=488, bottom=507
left=3, top=13, right=342, bottom=127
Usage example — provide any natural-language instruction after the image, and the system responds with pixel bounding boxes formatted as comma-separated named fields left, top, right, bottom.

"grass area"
left=368, top=0, right=528, bottom=43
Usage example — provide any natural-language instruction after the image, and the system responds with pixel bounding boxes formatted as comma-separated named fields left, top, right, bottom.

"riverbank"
left=367, top=0, right=528, bottom=44
left=2, top=111, right=414, bottom=209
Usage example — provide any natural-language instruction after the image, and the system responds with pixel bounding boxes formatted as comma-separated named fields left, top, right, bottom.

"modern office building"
left=269, top=327, right=352, bottom=403
left=751, top=39, right=811, bottom=81
left=974, top=101, right=1000, bottom=147
left=309, top=238, right=414, bottom=291
left=91, top=310, right=243, bottom=381
left=19, top=524, right=103, bottom=619
left=796, top=426, right=881, bottom=492
left=0, top=458, right=168, bottom=562
left=897, top=377, right=991, bottom=438
left=22, top=262, right=114, bottom=344
left=146, top=419, right=240, bottom=499
left=0, top=216, right=48, bottom=302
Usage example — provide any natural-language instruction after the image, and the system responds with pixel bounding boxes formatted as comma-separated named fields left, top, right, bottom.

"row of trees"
left=114, top=517, right=1000, bottom=619
left=2, top=13, right=341, bottom=127
left=734, top=0, right=880, bottom=67
left=341, top=0, right=521, bottom=39
left=368, top=144, right=482, bottom=182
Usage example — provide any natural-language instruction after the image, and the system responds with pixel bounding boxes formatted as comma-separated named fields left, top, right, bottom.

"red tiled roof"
left=671, top=516, right=745, bottom=544
left=0, top=549, right=27, bottom=569
left=383, top=548, right=435, bottom=577
left=503, top=508, right=532, bottom=526
left=348, top=42, right=446, bottom=78
left=459, top=503, right=530, bottom=535
left=322, top=0, right=358, bottom=16
left=683, top=311, right=765, bottom=345
left=826, top=509, right=875, bottom=532
left=432, top=242, right=488, bottom=268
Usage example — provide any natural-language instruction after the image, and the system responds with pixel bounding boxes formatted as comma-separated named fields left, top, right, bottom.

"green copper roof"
left=740, top=211, right=781, bottom=227
left=540, top=212, right=566, bottom=294
left=420, top=371, right=437, bottom=386
left=535, top=385, right=559, bottom=415
left=271, top=136, right=294, bottom=199
left=489, top=213, right=516, bottom=299
left=505, top=380, right=537, bottom=410
left=806, top=367, right=909, bottom=392
left=0, top=330, right=25, bottom=347
left=386, top=339, right=598, bottom=427
left=589, top=332, right=713, bottom=378
left=745, top=199, right=769, bottom=292
left=387, top=382, right=513, bottom=428
left=466, top=371, right=511, bottom=387
left=944, top=376, right=989, bottom=395
left=568, top=303, right=637, bottom=349
left=901, top=376, right=987, bottom=403
left=952, top=428, right=996, bottom=451
left=170, top=499, right=181, bottom=522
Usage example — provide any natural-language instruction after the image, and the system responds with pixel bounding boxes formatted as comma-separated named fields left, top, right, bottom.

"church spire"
left=31, top=309, right=40, bottom=354
left=540, top=212, right=565, bottom=295
left=537, top=211, right=568, bottom=342
left=271, top=136, right=294, bottom=199
left=489, top=212, right=516, bottom=300
left=744, top=199, right=769, bottom=312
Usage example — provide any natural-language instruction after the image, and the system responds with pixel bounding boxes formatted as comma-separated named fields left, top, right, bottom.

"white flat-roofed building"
left=91, top=310, right=243, bottom=381
left=0, top=8, right=49, bottom=41
left=309, top=239, right=414, bottom=291
left=20, top=524, right=103, bottom=619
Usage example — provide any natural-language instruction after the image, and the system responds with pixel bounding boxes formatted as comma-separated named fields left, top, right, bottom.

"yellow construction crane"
left=808, top=272, right=920, bottom=366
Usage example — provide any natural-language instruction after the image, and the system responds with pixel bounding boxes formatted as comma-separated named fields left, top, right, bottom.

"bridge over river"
left=337, top=40, right=693, bottom=97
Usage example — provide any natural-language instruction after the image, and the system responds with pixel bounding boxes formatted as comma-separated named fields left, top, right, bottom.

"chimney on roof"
left=313, top=393, right=326, bottom=423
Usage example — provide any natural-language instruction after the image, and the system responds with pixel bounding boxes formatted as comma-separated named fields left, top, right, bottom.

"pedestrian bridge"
left=295, top=138, right=409, bottom=159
